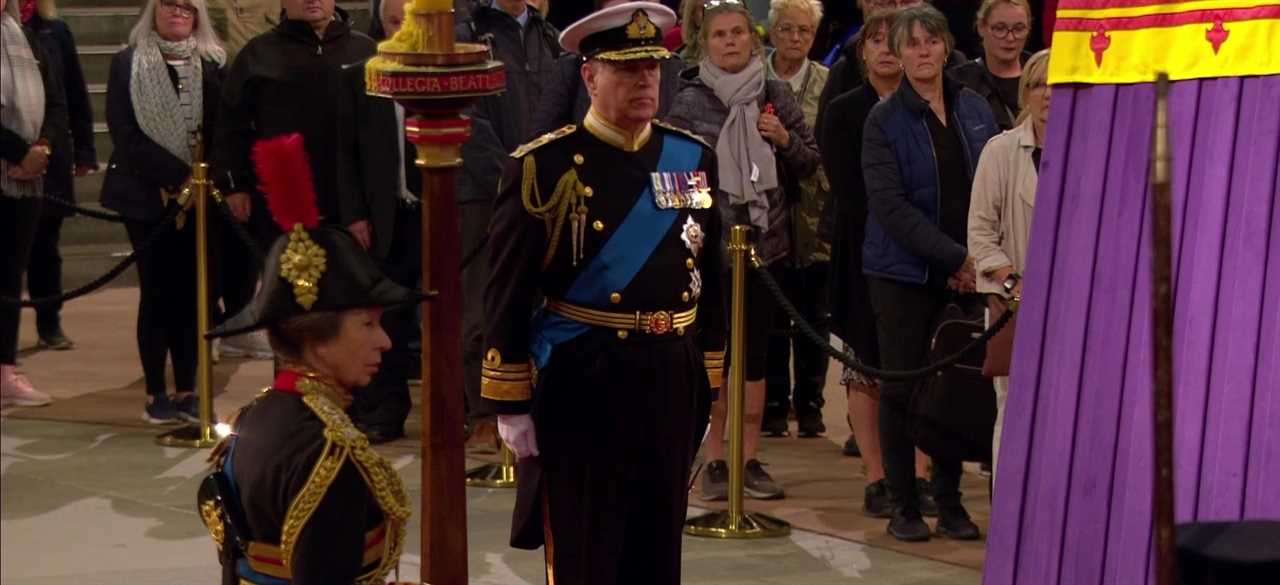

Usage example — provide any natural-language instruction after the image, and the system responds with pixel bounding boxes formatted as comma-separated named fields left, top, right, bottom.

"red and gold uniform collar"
left=273, top=369, right=353, bottom=409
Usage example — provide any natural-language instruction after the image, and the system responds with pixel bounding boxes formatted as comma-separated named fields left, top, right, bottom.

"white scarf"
left=130, top=30, right=202, bottom=163
left=698, top=56, right=778, bottom=232
left=0, top=12, right=45, bottom=197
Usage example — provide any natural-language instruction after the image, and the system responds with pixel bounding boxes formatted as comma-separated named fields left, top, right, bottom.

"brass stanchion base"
left=155, top=424, right=217, bottom=448
left=684, top=510, right=792, bottom=539
left=464, top=462, right=516, bottom=488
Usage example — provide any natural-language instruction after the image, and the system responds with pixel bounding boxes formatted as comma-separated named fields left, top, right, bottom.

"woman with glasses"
left=667, top=0, right=821, bottom=503
left=951, top=0, right=1033, bottom=131
left=101, top=0, right=225, bottom=424
left=967, top=48, right=1050, bottom=484
left=759, top=0, right=832, bottom=439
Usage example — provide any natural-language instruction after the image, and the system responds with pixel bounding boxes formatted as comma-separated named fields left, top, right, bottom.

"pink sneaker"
left=1, top=365, right=53, bottom=408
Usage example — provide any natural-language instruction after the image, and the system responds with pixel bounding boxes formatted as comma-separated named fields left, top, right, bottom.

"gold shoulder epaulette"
left=652, top=119, right=712, bottom=150
left=511, top=124, right=577, bottom=159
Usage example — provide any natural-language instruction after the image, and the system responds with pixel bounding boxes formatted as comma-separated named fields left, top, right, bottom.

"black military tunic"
left=481, top=113, right=726, bottom=584
left=200, top=372, right=410, bottom=585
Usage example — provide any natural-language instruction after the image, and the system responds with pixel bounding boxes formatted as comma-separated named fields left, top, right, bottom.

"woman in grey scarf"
left=666, top=0, right=819, bottom=504
left=101, top=0, right=225, bottom=425
left=0, top=0, right=67, bottom=408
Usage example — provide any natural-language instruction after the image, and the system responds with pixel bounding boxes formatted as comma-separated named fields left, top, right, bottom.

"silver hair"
left=888, top=3, right=954, bottom=58
left=129, top=0, right=227, bottom=66
left=768, top=0, right=823, bottom=28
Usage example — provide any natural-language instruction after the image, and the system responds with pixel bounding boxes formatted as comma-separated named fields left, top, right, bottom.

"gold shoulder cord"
left=515, top=125, right=591, bottom=269
left=278, top=379, right=411, bottom=584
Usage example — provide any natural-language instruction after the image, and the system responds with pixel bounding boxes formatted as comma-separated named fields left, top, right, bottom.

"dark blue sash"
left=529, top=132, right=702, bottom=368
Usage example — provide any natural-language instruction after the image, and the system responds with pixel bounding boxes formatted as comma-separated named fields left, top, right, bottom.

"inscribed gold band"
left=544, top=299, right=697, bottom=334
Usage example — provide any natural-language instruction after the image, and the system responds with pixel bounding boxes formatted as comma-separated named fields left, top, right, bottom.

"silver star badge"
left=681, top=216, right=704, bottom=256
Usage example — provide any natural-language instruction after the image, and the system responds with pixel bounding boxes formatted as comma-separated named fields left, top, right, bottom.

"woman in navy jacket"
left=859, top=4, right=996, bottom=543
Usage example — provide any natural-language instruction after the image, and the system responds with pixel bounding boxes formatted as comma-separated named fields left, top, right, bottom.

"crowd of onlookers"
left=2, top=0, right=1052, bottom=543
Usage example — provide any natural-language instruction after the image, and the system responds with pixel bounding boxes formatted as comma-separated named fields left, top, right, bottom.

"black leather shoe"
left=796, top=408, right=826, bottom=437
left=37, top=329, right=75, bottom=351
left=762, top=410, right=790, bottom=437
left=842, top=434, right=860, bottom=457
left=887, top=506, right=931, bottom=542
left=863, top=479, right=892, bottom=518
left=936, top=506, right=981, bottom=540
left=356, top=423, right=405, bottom=445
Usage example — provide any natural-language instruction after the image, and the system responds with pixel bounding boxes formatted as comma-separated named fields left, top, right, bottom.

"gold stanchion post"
left=465, top=442, right=517, bottom=488
left=156, top=161, right=217, bottom=448
left=685, top=225, right=790, bottom=539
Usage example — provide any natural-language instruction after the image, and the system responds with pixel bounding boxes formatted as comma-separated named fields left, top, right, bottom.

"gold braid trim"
left=277, top=380, right=411, bottom=584
left=520, top=155, right=591, bottom=269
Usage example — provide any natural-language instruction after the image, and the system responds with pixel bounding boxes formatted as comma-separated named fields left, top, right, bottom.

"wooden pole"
left=1150, top=72, right=1177, bottom=585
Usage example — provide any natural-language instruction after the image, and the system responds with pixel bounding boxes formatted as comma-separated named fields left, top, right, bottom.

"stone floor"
left=2, top=288, right=986, bottom=584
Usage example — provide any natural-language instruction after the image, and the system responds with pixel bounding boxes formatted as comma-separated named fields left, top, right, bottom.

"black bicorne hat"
left=207, top=134, right=426, bottom=339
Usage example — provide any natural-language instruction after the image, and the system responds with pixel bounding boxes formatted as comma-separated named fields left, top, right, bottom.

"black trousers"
left=1, top=196, right=42, bottom=364
left=460, top=199, right=494, bottom=421
left=26, top=212, right=66, bottom=334
left=215, top=207, right=258, bottom=326
left=350, top=201, right=422, bottom=428
left=126, top=220, right=199, bottom=396
left=765, top=262, right=831, bottom=415
left=867, top=277, right=963, bottom=510
left=535, top=330, right=710, bottom=585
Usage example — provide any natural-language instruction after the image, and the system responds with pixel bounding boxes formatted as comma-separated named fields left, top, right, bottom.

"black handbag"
left=909, top=300, right=997, bottom=463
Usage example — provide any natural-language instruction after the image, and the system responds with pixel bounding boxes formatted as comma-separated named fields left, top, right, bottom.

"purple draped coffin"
left=984, top=74, right=1280, bottom=585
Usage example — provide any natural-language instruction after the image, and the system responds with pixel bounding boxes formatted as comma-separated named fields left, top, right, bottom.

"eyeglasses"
left=774, top=24, right=814, bottom=38
left=159, top=0, right=197, bottom=19
left=988, top=23, right=1029, bottom=40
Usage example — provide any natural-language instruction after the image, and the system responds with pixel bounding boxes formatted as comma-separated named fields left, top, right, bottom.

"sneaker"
left=1, top=366, right=53, bottom=407
left=700, top=459, right=729, bottom=501
left=863, top=479, right=893, bottom=518
left=743, top=459, right=785, bottom=500
left=916, top=477, right=938, bottom=517
left=172, top=392, right=213, bottom=424
left=762, top=409, right=790, bottom=437
left=142, top=395, right=185, bottom=425
left=37, top=329, right=75, bottom=351
left=211, top=339, right=221, bottom=364
left=936, top=505, right=981, bottom=540
left=796, top=408, right=825, bottom=438
left=219, top=331, right=273, bottom=360
left=887, top=506, right=931, bottom=542
left=842, top=434, right=861, bottom=457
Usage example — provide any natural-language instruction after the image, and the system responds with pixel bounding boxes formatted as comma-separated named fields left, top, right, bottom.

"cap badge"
left=280, top=224, right=327, bottom=310
left=625, top=10, right=657, bottom=40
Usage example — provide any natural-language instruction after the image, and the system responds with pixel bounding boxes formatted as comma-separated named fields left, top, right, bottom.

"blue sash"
left=529, top=133, right=702, bottom=368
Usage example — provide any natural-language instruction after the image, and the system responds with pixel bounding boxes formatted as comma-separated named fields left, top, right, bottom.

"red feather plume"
left=252, top=133, right=319, bottom=232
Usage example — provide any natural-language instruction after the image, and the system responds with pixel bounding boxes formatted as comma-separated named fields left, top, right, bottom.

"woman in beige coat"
left=967, top=48, right=1050, bottom=482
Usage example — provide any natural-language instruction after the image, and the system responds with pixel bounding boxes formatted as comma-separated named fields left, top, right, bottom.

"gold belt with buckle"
left=545, top=299, right=697, bottom=336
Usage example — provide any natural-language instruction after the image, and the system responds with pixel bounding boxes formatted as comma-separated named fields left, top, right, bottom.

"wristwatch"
left=1002, top=273, right=1022, bottom=295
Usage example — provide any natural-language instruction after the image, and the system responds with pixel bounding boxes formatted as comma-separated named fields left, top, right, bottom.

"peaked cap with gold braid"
left=207, top=134, right=426, bottom=339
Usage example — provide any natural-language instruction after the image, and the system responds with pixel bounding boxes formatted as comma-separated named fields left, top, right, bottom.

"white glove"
left=497, top=414, right=540, bottom=459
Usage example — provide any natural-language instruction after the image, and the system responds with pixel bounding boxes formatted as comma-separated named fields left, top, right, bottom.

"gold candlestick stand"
left=685, top=225, right=791, bottom=539
left=365, top=3, right=505, bottom=583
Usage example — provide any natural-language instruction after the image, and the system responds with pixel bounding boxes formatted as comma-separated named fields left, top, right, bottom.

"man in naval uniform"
left=480, top=3, right=726, bottom=583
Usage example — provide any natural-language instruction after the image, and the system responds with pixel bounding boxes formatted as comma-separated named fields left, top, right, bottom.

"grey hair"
left=129, top=0, right=227, bottom=66
left=888, top=4, right=954, bottom=58
left=768, top=0, right=823, bottom=28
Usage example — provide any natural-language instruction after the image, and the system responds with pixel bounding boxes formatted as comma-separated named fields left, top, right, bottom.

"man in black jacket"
left=21, top=0, right=97, bottom=350
left=454, top=0, right=562, bottom=443
left=213, top=0, right=376, bottom=358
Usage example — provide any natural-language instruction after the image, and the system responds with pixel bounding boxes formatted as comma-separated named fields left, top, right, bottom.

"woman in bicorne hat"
left=196, top=134, right=422, bottom=585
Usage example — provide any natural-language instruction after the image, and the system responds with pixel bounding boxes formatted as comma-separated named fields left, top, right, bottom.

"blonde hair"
left=976, top=0, right=1032, bottom=25
left=36, top=0, right=57, bottom=19
left=768, top=0, right=823, bottom=28
left=680, top=0, right=705, bottom=61
left=129, top=0, right=227, bottom=66
left=700, top=0, right=765, bottom=56
left=1016, top=49, right=1050, bottom=123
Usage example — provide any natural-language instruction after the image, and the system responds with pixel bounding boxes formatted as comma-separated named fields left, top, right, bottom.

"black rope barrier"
left=752, top=259, right=1015, bottom=382
left=41, top=194, right=143, bottom=224
left=1, top=203, right=185, bottom=309
left=215, top=200, right=267, bottom=264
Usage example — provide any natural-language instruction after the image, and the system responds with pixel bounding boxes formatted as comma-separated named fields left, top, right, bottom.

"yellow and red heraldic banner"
left=1049, top=0, right=1280, bottom=83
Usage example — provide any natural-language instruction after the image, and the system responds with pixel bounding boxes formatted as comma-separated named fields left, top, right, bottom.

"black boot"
left=887, top=506, right=931, bottom=542
left=936, top=505, right=981, bottom=540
